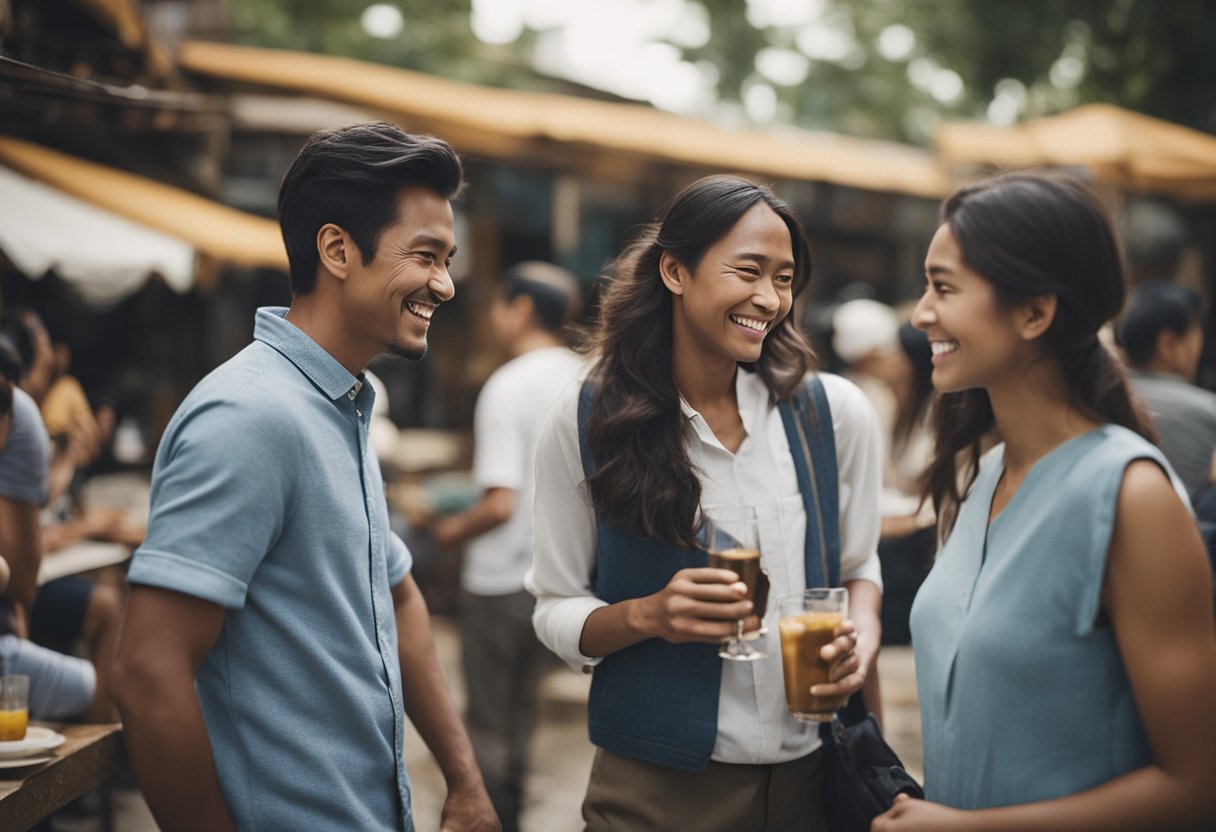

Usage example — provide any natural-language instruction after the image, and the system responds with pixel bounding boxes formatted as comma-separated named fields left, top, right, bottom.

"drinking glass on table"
left=703, top=505, right=770, bottom=662
left=779, top=588, right=849, bottom=721
left=0, top=675, right=29, bottom=741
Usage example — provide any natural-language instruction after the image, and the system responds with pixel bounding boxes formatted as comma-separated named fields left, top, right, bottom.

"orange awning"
left=937, top=104, right=1216, bottom=202
left=0, top=136, right=286, bottom=270
left=176, top=41, right=949, bottom=200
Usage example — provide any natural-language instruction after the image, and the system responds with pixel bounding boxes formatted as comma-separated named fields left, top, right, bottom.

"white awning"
left=0, top=165, right=195, bottom=306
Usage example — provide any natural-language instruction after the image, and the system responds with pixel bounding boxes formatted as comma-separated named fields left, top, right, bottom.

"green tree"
left=229, top=0, right=541, bottom=89
left=227, top=0, right=1215, bottom=143
left=694, top=0, right=1216, bottom=142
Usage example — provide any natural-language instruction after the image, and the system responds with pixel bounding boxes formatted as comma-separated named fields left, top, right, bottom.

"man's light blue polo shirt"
left=129, top=307, right=415, bottom=831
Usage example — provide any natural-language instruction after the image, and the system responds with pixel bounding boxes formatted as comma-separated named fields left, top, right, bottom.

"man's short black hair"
left=278, top=122, right=465, bottom=295
left=501, top=262, right=581, bottom=333
left=1114, top=280, right=1202, bottom=365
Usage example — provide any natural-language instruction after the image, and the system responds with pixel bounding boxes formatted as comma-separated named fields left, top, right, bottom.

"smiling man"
left=113, top=123, right=498, bottom=832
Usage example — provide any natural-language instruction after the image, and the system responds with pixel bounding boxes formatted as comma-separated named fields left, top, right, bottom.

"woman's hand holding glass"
left=630, top=567, right=761, bottom=645
left=812, top=619, right=865, bottom=701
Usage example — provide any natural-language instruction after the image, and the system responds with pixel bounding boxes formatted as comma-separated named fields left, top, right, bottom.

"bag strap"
left=779, top=375, right=840, bottom=587
left=577, top=381, right=597, bottom=478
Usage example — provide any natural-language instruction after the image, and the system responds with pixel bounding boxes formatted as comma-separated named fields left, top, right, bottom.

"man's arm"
left=392, top=575, right=499, bottom=832
left=112, top=586, right=237, bottom=832
left=429, top=487, right=516, bottom=549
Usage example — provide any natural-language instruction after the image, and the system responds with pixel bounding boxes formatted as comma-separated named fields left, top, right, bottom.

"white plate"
left=0, top=726, right=66, bottom=760
left=0, top=755, right=52, bottom=769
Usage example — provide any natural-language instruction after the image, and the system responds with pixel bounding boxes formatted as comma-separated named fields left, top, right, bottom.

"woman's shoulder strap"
left=780, top=374, right=841, bottom=585
left=576, top=379, right=597, bottom=478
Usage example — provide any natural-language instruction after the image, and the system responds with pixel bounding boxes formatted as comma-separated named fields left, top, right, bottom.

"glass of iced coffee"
left=778, top=588, right=849, bottom=721
left=703, top=505, right=769, bottom=662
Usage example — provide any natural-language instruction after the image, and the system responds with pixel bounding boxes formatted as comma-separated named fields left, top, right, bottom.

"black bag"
left=820, top=714, right=925, bottom=832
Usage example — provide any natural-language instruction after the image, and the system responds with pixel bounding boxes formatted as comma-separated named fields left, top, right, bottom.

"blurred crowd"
left=0, top=308, right=144, bottom=728
left=1, top=123, right=1214, bottom=832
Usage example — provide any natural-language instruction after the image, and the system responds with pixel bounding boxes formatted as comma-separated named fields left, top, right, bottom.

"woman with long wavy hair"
left=874, top=172, right=1216, bottom=831
left=527, top=174, right=885, bottom=831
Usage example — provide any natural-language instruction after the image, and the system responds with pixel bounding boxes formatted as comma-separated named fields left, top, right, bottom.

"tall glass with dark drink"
left=703, top=505, right=768, bottom=661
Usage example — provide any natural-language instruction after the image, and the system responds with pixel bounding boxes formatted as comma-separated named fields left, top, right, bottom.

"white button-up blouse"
left=526, top=369, right=884, bottom=764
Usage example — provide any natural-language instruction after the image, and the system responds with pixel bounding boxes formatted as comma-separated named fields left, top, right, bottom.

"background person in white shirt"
left=426, top=262, right=584, bottom=832
left=526, top=175, right=884, bottom=832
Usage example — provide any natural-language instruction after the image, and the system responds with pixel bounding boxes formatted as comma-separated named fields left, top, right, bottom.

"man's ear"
left=658, top=251, right=686, bottom=296
left=512, top=294, right=537, bottom=327
left=317, top=223, right=352, bottom=281
left=1155, top=328, right=1180, bottom=362
left=1016, top=294, right=1058, bottom=341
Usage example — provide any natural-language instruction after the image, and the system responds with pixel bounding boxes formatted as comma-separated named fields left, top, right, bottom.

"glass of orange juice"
left=0, top=675, right=30, bottom=741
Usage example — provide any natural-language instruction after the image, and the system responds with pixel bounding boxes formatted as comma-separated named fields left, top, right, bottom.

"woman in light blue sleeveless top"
left=874, top=173, right=1216, bottom=831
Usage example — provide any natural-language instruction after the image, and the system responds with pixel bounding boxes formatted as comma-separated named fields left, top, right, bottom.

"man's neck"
left=284, top=297, right=370, bottom=377
left=510, top=329, right=565, bottom=359
left=1136, top=358, right=1190, bottom=381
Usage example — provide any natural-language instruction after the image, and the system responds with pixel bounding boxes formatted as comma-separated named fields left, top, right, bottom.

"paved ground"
left=98, top=616, right=922, bottom=832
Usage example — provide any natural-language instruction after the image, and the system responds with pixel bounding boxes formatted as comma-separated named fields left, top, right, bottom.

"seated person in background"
left=42, top=341, right=94, bottom=441
left=12, top=309, right=55, bottom=406
left=0, top=334, right=120, bottom=722
left=0, top=334, right=50, bottom=635
left=1114, top=280, right=1216, bottom=504
left=41, top=401, right=143, bottom=552
left=0, top=551, right=97, bottom=721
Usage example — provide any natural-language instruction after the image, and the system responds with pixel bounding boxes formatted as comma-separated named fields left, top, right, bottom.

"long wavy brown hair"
left=585, top=175, right=817, bottom=548
left=921, top=172, right=1156, bottom=537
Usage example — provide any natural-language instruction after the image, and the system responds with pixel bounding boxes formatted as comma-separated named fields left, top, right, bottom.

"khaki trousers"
left=582, top=747, right=827, bottom=832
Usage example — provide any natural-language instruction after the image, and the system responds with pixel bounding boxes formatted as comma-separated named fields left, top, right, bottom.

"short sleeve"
left=0, top=389, right=50, bottom=505
left=128, top=398, right=291, bottom=609
left=1074, top=446, right=1189, bottom=637
left=387, top=531, right=412, bottom=586
left=471, top=372, right=525, bottom=491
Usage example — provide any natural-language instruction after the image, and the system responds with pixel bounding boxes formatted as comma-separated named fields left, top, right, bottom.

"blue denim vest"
left=576, top=374, right=839, bottom=770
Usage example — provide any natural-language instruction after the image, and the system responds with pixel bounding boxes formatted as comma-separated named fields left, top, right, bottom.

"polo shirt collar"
left=254, top=307, right=360, bottom=401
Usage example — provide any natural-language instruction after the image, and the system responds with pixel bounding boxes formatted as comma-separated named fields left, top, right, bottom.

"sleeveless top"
left=910, top=425, right=1174, bottom=809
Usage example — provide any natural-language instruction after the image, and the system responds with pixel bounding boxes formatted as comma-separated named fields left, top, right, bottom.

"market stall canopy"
left=0, top=165, right=194, bottom=305
left=71, top=0, right=175, bottom=77
left=176, top=41, right=950, bottom=200
left=0, top=136, right=287, bottom=270
left=937, top=104, right=1216, bottom=202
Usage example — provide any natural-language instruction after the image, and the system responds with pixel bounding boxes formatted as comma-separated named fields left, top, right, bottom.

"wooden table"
left=0, top=723, right=123, bottom=832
